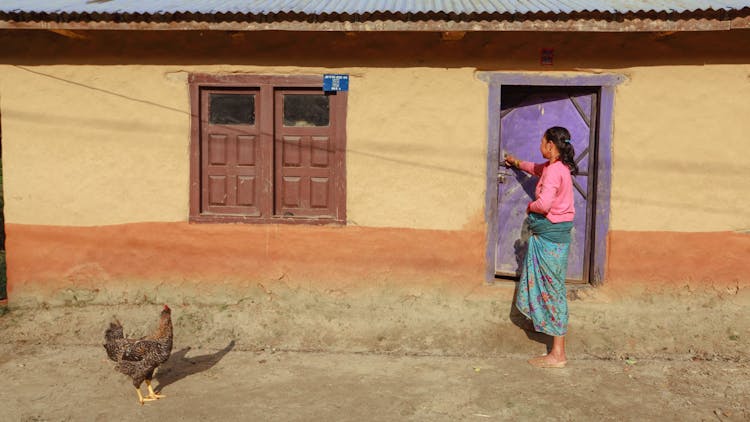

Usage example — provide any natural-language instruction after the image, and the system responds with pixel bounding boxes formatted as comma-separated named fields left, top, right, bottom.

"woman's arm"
left=518, top=161, right=546, bottom=177
left=504, top=153, right=544, bottom=177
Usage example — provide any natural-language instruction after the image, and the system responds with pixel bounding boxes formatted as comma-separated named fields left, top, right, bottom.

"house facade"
left=1, top=2, right=749, bottom=307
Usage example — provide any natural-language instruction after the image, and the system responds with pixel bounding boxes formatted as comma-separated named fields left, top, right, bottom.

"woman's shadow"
left=509, top=285, right=554, bottom=353
left=154, top=340, right=236, bottom=393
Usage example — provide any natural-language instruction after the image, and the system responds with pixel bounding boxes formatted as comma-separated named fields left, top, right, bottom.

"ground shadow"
left=508, top=283, right=553, bottom=353
left=154, top=340, right=236, bottom=393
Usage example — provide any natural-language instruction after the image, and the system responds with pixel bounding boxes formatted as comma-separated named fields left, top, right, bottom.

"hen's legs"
left=145, top=380, right=166, bottom=399
left=135, top=387, right=157, bottom=405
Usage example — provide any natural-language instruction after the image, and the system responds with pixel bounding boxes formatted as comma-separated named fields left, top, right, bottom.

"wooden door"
left=200, top=88, right=267, bottom=216
left=495, top=86, right=598, bottom=283
left=274, top=89, right=337, bottom=218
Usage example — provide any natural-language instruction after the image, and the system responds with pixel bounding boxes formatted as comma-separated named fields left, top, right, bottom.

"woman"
left=504, top=126, right=578, bottom=368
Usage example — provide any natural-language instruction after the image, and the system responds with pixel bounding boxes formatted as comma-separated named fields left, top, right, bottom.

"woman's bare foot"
left=527, top=335, right=568, bottom=368
left=528, top=353, right=567, bottom=368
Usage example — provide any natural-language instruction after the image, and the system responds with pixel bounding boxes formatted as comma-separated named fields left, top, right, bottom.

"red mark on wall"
left=540, top=48, right=554, bottom=66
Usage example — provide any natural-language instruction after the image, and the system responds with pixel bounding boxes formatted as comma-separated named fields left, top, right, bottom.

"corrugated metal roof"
left=1, top=0, right=749, bottom=15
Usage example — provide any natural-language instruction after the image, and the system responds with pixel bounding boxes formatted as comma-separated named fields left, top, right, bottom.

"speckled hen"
left=104, top=305, right=173, bottom=404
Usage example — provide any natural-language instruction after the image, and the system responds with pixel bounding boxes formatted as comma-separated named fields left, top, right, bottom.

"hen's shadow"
left=155, top=340, right=236, bottom=393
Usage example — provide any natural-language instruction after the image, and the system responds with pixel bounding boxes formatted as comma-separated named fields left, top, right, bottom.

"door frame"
left=479, top=73, right=626, bottom=286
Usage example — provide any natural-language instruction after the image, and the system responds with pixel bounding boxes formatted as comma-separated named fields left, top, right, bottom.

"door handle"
left=497, top=171, right=511, bottom=183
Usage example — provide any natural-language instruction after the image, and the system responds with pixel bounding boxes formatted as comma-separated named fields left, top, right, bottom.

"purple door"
left=495, top=87, right=598, bottom=283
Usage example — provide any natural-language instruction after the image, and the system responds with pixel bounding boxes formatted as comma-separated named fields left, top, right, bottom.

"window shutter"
left=200, top=89, right=265, bottom=216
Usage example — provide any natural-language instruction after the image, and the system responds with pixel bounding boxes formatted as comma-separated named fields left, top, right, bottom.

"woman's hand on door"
left=504, top=153, right=520, bottom=168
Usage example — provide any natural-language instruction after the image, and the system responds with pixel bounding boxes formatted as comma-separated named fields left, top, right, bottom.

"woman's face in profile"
left=539, top=135, right=559, bottom=161
left=539, top=135, right=550, bottom=159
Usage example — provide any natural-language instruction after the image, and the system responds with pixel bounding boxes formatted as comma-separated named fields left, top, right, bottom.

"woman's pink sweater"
left=518, top=159, right=575, bottom=223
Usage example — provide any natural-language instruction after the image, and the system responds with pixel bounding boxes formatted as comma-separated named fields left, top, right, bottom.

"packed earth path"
left=1, top=297, right=749, bottom=421
left=1, top=343, right=749, bottom=421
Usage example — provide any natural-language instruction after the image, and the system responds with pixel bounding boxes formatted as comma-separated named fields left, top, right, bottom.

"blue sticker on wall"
left=323, top=74, right=349, bottom=92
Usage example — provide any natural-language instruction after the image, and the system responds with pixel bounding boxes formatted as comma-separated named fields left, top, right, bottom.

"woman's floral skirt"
left=515, top=234, right=570, bottom=336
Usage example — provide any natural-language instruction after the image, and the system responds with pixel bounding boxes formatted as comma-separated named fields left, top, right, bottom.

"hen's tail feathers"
left=103, top=319, right=124, bottom=362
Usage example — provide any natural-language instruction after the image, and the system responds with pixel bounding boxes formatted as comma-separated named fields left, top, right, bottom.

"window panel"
left=208, top=176, right=227, bottom=205
left=311, top=136, right=330, bottom=167
left=310, top=178, right=330, bottom=208
left=283, top=95, right=330, bottom=127
left=208, top=134, right=227, bottom=165
left=209, top=94, right=255, bottom=125
left=282, top=136, right=301, bottom=167
left=237, top=176, right=256, bottom=206
left=237, top=135, right=256, bottom=166
left=282, top=176, right=301, bottom=207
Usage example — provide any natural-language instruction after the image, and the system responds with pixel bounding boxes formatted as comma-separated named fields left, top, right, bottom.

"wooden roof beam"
left=0, top=16, right=748, bottom=32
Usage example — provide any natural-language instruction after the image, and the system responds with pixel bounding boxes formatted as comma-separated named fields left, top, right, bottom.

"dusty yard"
left=1, top=342, right=748, bottom=421
left=1, top=285, right=749, bottom=421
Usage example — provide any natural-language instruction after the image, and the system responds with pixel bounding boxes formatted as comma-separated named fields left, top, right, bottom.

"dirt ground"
left=1, top=292, right=749, bottom=422
left=1, top=342, right=749, bottom=421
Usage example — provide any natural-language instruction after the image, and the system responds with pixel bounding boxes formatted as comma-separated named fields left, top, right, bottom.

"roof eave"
left=1, top=18, right=748, bottom=32
left=1, top=9, right=749, bottom=32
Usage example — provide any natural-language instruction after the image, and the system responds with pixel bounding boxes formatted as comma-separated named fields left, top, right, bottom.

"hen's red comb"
left=163, top=304, right=170, bottom=310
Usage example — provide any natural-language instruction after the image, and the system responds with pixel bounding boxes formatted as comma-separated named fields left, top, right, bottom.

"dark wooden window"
left=189, top=75, right=347, bottom=224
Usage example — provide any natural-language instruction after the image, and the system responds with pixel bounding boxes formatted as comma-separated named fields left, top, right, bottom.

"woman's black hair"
left=544, top=126, right=579, bottom=175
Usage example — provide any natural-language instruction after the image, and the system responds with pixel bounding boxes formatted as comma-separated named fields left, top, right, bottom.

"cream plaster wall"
left=0, top=65, right=191, bottom=226
left=346, top=68, right=487, bottom=230
left=0, top=65, right=487, bottom=230
left=2, top=63, right=749, bottom=233
left=610, top=65, right=750, bottom=232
